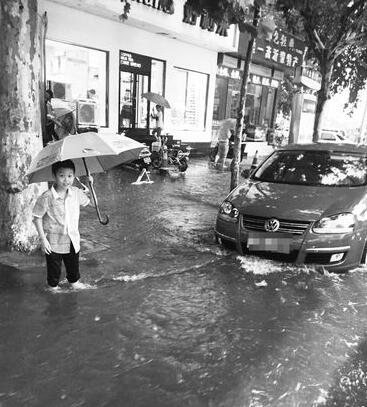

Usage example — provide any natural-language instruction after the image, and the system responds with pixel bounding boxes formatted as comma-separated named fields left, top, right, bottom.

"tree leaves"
left=276, top=0, right=367, bottom=111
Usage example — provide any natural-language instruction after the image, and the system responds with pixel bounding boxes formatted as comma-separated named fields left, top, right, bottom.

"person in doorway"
left=151, top=104, right=164, bottom=140
left=44, top=89, right=58, bottom=145
left=54, top=111, right=76, bottom=140
left=32, top=160, right=93, bottom=291
left=216, top=118, right=236, bottom=170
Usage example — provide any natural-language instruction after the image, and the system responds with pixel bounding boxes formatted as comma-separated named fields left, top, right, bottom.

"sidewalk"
left=0, top=157, right=230, bottom=277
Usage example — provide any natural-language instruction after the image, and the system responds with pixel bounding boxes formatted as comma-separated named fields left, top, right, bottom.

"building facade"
left=212, top=27, right=305, bottom=143
left=40, top=0, right=241, bottom=152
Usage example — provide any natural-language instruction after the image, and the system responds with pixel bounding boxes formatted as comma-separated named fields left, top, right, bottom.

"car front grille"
left=242, top=214, right=311, bottom=235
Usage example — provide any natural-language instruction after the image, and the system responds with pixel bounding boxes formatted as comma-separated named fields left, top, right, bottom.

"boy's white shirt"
left=33, top=185, right=90, bottom=254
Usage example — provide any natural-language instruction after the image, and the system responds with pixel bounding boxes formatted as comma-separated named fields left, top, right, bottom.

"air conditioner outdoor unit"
left=76, top=99, right=99, bottom=128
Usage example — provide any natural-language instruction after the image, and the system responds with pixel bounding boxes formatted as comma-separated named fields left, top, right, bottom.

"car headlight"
left=219, top=201, right=239, bottom=218
left=312, top=213, right=355, bottom=234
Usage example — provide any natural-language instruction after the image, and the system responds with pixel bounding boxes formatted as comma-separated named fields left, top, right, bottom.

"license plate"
left=143, top=157, right=151, bottom=164
left=247, top=232, right=292, bottom=254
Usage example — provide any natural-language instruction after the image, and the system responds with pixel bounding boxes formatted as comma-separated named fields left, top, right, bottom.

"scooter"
left=150, top=135, right=190, bottom=172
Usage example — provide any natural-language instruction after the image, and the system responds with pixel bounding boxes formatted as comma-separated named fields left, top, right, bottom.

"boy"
left=33, top=160, right=92, bottom=291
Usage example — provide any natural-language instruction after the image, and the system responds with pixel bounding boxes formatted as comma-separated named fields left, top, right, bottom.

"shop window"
left=171, top=68, right=209, bottom=131
left=245, top=83, right=277, bottom=127
left=45, top=39, right=108, bottom=127
left=212, top=76, right=241, bottom=125
left=213, top=77, right=228, bottom=121
left=119, top=51, right=165, bottom=132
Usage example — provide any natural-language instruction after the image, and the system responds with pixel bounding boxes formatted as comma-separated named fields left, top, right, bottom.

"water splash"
left=236, top=255, right=315, bottom=275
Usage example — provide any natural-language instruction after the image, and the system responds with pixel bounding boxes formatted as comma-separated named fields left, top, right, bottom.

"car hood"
left=229, top=181, right=366, bottom=222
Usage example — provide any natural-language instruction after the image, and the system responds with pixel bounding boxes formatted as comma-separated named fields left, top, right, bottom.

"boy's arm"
left=33, top=217, right=52, bottom=254
left=75, top=176, right=96, bottom=207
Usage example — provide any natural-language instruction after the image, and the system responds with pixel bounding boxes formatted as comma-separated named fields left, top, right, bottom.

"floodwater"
left=2, top=159, right=367, bottom=407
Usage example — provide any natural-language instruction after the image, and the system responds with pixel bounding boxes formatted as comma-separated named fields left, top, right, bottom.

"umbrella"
left=27, top=132, right=146, bottom=224
left=142, top=92, right=171, bottom=109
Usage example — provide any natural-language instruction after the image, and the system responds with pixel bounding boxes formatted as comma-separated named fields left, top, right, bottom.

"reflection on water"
left=2, top=161, right=367, bottom=406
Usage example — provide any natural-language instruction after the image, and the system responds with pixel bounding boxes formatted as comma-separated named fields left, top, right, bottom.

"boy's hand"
left=41, top=237, right=52, bottom=255
left=87, top=175, right=94, bottom=185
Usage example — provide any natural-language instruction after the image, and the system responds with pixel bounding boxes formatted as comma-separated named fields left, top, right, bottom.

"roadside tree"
left=0, top=0, right=46, bottom=251
left=276, top=0, right=367, bottom=141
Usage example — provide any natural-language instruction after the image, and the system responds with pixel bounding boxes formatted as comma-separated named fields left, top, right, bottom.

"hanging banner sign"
left=217, top=66, right=242, bottom=80
left=131, top=0, right=174, bottom=14
left=249, top=74, right=279, bottom=88
left=119, top=51, right=151, bottom=75
left=253, top=29, right=305, bottom=69
left=182, top=2, right=229, bottom=37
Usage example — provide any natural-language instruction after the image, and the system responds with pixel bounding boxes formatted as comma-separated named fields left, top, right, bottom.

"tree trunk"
left=313, top=55, right=333, bottom=142
left=230, top=5, right=260, bottom=191
left=0, top=0, right=45, bottom=251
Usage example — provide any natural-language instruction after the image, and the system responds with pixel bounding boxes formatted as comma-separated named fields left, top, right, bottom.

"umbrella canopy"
left=27, top=132, right=146, bottom=183
left=142, top=92, right=171, bottom=109
left=52, top=107, right=75, bottom=119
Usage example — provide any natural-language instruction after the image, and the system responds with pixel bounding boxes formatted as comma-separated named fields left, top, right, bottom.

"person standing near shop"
left=151, top=104, right=164, bottom=140
left=44, top=89, right=58, bottom=145
left=216, top=118, right=236, bottom=170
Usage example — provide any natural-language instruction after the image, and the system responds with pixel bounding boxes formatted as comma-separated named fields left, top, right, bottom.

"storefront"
left=212, top=28, right=305, bottom=142
left=40, top=0, right=240, bottom=151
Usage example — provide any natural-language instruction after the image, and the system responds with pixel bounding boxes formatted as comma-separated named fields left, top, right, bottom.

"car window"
left=253, top=150, right=367, bottom=186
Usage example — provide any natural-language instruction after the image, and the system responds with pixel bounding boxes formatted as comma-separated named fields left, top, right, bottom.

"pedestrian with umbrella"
left=28, top=132, right=147, bottom=290
left=32, top=159, right=93, bottom=291
left=142, top=92, right=170, bottom=140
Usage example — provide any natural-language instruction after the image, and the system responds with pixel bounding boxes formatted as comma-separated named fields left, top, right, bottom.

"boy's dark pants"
left=46, top=243, right=79, bottom=287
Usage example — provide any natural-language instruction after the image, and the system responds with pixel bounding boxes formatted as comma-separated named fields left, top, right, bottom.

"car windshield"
left=253, top=150, right=367, bottom=186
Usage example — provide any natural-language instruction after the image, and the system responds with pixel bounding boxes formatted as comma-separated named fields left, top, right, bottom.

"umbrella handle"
left=82, top=158, right=110, bottom=226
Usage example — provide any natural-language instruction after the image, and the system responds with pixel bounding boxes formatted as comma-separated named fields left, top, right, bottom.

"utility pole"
left=359, top=93, right=367, bottom=144
left=230, top=4, right=261, bottom=191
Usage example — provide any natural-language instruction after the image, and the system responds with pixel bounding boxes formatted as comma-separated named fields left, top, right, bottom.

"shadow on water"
left=324, top=333, right=367, bottom=407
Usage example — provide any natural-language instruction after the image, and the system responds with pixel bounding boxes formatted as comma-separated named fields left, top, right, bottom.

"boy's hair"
left=51, top=160, right=75, bottom=176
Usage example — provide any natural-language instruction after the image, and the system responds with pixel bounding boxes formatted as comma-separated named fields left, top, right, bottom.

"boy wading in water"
left=33, top=160, right=93, bottom=291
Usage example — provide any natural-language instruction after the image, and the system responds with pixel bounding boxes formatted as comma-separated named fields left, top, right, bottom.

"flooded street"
left=2, top=159, right=367, bottom=406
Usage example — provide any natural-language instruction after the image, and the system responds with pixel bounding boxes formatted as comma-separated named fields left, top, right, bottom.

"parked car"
left=215, top=143, right=367, bottom=272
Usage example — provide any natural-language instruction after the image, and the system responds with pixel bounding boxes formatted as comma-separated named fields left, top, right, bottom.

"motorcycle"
left=150, top=135, right=190, bottom=172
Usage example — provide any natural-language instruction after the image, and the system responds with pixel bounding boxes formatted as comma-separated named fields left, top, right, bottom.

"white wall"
left=41, top=0, right=221, bottom=144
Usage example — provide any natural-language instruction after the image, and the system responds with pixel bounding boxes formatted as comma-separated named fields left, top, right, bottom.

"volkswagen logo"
left=264, top=218, right=280, bottom=232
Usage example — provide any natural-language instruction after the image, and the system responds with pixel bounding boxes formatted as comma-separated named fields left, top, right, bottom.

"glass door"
left=119, top=72, right=150, bottom=130
left=119, top=71, right=134, bottom=129
left=135, top=74, right=149, bottom=129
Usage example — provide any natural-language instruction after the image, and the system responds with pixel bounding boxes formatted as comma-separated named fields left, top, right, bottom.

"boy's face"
left=54, top=167, right=75, bottom=190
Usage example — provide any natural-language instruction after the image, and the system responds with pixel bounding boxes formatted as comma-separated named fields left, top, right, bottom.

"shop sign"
left=131, top=0, right=174, bottom=14
left=253, top=29, right=305, bottom=69
left=217, top=66, right=242, bottom=80
left=249, top=74, right=279, bottom=88
left=183, top=2, right=229, bottom=37
left=120, top=51, right=151, bottom=75
left=294, top=65, right=322, bottom=90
